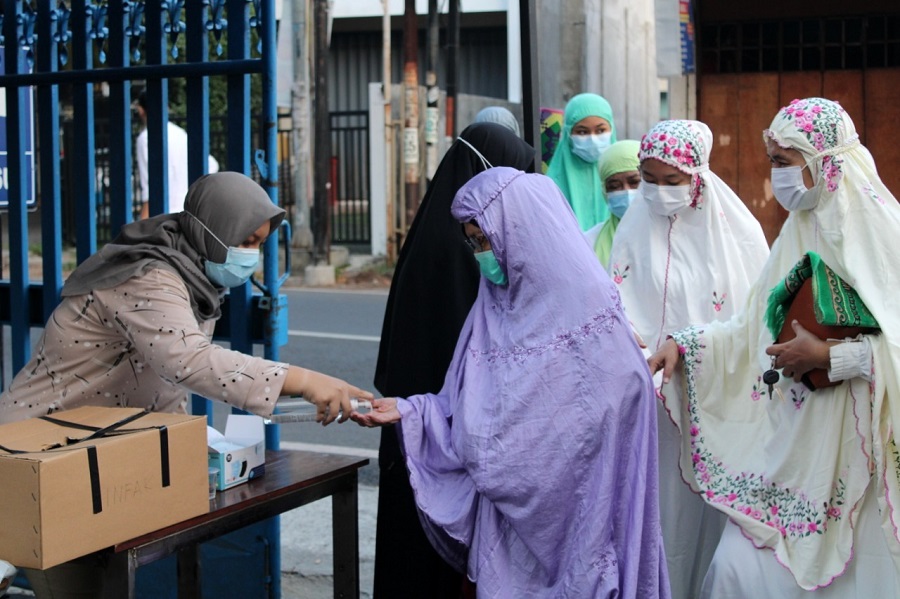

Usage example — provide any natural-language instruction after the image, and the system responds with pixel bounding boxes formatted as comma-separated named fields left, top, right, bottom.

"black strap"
left=38, top=415, right=101, bottom=432
left=3, top=411, right=172, bottom=510
left=159, top=426, right=171, bottom=487
left=70, top=410, right=150, bottom=444
left=86, top=446, right=103, bottom=514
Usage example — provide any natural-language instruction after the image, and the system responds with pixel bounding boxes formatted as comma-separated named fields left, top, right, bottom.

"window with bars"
left=700, top=15, right=900, bottom=73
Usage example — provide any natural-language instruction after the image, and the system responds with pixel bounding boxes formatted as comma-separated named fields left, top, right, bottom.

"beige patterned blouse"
left=0, top=268, right=288, bottom=424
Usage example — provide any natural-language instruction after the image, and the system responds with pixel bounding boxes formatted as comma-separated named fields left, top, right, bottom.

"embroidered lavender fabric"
left=395, top=167, right=670, bottom=598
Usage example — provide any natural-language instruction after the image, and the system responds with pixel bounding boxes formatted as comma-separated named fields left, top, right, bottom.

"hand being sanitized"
left=263, top=398, right=373, bottom=424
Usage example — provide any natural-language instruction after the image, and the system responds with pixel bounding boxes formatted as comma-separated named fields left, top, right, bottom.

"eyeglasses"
left=464, top=233, right=489, bottom=253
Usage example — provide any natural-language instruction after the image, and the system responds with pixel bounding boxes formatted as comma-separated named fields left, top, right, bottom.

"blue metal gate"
left=0, top=1, right=288, bottom=597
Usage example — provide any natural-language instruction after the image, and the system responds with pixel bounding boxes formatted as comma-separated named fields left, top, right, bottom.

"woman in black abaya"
left=372, top=122, right=534, bottom=597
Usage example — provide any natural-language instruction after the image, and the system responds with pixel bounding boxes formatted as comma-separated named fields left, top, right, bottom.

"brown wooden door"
left=699, top=68, right=900, bottom=245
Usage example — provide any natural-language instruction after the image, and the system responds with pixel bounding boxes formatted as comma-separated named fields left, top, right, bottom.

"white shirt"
left=828, top=337, right=873, bottom=382
left=135, top=121, right=219, bottom=213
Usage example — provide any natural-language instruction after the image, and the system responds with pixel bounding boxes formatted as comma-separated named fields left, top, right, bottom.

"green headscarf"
left=594, top=140, right=640, bottom=268
left=546, top=93, right=617, bottom=230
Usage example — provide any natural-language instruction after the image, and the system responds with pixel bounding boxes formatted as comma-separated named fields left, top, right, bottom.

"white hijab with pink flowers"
left=608, top=119, right=769, bottom=351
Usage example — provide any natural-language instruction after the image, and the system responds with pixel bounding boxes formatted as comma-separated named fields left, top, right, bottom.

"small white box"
left=207, top=415, right=266, bottom=490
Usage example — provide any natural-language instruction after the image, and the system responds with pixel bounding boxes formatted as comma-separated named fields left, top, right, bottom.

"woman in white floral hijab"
left=609, top=119, right=769, bottom=599
left=650, top=98, right=900, bottom=597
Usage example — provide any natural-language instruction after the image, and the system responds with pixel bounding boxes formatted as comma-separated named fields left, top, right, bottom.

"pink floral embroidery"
left=672, top=326, right=848, bottom=539
left=750, top=376, right=767, bottom=401
left=768, top=98, right=847, bottom=190
left=863, top=182, right=885, bottom=205
left=712, top=291, right=727, bottom=312
left=639, top=120, right=707, bottom=209
left=611, top=263, right=629, bottom=284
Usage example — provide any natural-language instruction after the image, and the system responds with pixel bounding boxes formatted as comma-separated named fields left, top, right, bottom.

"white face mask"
left=641, top=181, right=691, bottom=217
left=771, top=166, right=818, bottom=211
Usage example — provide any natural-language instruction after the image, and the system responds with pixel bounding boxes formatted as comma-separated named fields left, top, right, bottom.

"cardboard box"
left=0, top=406, right=209, bottom=569
left=207, top=415, right=265, bottom=491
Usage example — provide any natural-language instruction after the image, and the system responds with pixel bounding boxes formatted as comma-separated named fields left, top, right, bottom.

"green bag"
left=765, top=252, right=879, bottom=340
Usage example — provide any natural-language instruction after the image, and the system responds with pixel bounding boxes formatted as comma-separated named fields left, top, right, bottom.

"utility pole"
left=425, top=0, right=440, bottom=182
left=292, top=0, right=314, bottom=258
left=402, top=0, right=420, bottom=228
left=383, top=0, right=395, bottom=262
left=446, top=0, right=459, bottom=142
left=520, top=0, right=541, bottom=163
left=313, top=0, right=331, bottom=263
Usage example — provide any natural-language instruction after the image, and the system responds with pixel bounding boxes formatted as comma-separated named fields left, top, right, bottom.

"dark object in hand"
left=776, top=278, right=877, bottom=391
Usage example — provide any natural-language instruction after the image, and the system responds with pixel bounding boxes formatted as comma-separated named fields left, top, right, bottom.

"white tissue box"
left=207, top=415, right=266, bottom=490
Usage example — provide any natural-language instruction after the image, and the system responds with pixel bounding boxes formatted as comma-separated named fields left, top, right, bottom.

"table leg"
left=332, top=474, right=360, bottom=599
left=104, top=550, right=136, bottom=599
left=177, top=544, right=201, bottom=598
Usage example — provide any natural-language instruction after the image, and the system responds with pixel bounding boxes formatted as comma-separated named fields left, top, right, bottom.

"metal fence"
left=329, top=110, right=370, bottom=245
left=60, top=114, right=295, bottom=245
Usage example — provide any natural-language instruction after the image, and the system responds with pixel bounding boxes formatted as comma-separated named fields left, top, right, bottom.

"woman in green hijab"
left=546, top=93, right=617, bottom=230
left=585, top=140, right=641, bottom=269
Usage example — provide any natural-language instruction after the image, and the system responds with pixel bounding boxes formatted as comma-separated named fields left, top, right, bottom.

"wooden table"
left=106, top=450, right=369, bottom=598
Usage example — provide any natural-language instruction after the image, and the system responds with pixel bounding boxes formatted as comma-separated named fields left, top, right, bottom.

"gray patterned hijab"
left=62, top=172, right=285, bottom=321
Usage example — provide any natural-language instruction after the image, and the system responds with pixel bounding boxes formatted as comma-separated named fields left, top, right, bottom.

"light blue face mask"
left=606, top=188, right=638, bottom=219
left=570, top=132, right=612, bottom=163
left=205, top=246, right=260, bottom=288
left=186, top=211, right=261, bottom=288
left=474, top=249, right=508, bottom=286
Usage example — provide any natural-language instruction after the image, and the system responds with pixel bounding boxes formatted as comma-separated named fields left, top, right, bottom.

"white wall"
left=537, top=0, right=661, bottom=140
left=332, top=0, right=508, bottom=18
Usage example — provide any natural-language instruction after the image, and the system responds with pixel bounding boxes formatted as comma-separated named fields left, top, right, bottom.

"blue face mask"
left=185, top=210, right=262, bottom=288
left=606, top=188, right=638, bottom=219
left=570, top=132, right=612, bottom=163
left=474, top=250, right=508, bottom=286
left=205, top=246, right=260, bottom=288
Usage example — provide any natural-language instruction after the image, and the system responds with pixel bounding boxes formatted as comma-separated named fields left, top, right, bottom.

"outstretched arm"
left=647, top=337, right=682, bottom=384
left=350, top=398, right=400, bottom=427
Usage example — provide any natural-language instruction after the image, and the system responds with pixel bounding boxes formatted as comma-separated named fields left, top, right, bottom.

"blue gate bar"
left=107, top=0, right=133, bottom=233
left=227, top=0, right=253, bottom=359
left=187, top=0, right=215, bottom=423
left=144, top=2, right=170, bottom=217
left=71, top=0, right=98, bottom=265
left=259, top=1, right=284, bottom=592
left=36, top=0, right=64, bottom=321
left=0, top=59, right=265, bottom=86
left=4, top=0, right=33, bottom=371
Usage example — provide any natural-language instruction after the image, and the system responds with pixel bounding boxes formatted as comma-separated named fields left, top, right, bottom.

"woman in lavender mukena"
left=354, top=166, right=670, bottom=598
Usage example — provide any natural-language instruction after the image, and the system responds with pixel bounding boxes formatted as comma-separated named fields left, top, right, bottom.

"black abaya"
left=372, top=122, right=535, bottom=598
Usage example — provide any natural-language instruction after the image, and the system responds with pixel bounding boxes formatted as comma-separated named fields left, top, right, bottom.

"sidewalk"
left=280, top=484, right=378, bottom=598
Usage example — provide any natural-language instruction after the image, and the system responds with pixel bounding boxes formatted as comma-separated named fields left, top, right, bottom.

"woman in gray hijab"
left=2, top=171, right=372, bottom=598
left=473, top=106, right=521, bottom=137
left=0, top=172, right=371, bottom=427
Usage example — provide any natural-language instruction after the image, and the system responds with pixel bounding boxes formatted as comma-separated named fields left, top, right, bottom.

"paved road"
left=211, top=287, right=390, bottom=485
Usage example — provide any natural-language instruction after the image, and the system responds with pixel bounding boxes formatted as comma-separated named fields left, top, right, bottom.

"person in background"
left=583, top=139, right=641, bottom=269
left=546, top=92, right=617, bottom=230
left=649, top=98, right=900, bottom=597
left=473, top=105, right=521, bottom=137
left=133, top=91, right=220, bottom=218
left=357, top=167, right=669, bottom=598
left=2, top=172, right=372, bottom=597
left=608, top=119, right=769, bottom=599
left=372, top=122, right=535, bottom=598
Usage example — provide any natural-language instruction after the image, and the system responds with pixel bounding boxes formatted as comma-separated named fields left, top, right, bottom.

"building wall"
left=694, top=3, right=900, bottom=243
left=537, top=0, right=660, bottom=140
